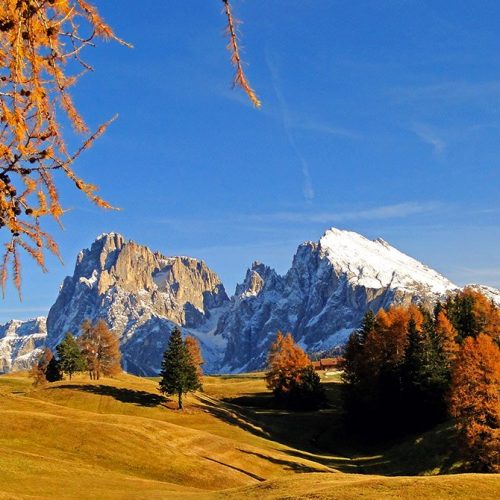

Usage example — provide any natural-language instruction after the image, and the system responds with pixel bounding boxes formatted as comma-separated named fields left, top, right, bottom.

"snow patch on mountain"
left=218, top=228, right=461, bottom=372
left=465, top=284, right=500, bottom=306
left=0, top=317, right=47, bottom=373
left=319, top=228, right=457, bottom=295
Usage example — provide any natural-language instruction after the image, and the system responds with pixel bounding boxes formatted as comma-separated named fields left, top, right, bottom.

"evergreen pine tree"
left=45, top=356, right=63, bottom=383
left=359, top=309, right=377, bottom=344
left=56, top=333, right=86, bottom=380
left=159, top=327, right=201, bottom=410
left=402, top=319, right=429, bottom=426
left=445, top=291, right=480, bottom=341
left=402, top=315, right=451, bottom=429
left=342, top=310, right=379, bottom=427
left=403, top=318, right=425, bottom=390
left=29, top=348, right=62, bottom=386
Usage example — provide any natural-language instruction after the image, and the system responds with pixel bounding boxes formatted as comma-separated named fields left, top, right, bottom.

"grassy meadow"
left=0, top=371, right=498, bottom=499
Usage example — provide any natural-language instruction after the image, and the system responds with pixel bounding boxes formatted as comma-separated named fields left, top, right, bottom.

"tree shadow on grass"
left=196, top=394, right=272, bottom=440
left=215, top=388, right=347, bottom=456
left=237, top=448, right=330, bottom=474
left=201, top=382, right=462, bottom=477
left=197, top=391, right=358, bottom=473
left=203, top=456, right=266, bottom=481
left=50, top=384, right=168, bottom=407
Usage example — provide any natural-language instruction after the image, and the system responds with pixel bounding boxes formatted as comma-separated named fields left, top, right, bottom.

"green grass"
left=0, top=371, right=498, bottom=499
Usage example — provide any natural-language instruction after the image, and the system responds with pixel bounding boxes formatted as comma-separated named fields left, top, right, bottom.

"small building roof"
left=320, top=358, right=337, bottom=368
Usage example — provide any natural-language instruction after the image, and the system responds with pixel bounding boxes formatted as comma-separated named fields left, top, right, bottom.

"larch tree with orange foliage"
left=445, top=289, right=500, bottom=343
left=222, top=0, right=260, bottom=108
left=372, top=306, right=423, bottom=419
left=449, top=333, right=500, bottom=472
left=435, top=310, right=459, bottom=367
left=78, top=319, right=121, bottom=380
left=0, top=0, right=128, bottom=296
left=185, top=335, right=204, bottom=378
left=266, top=331, right=311, bottom=396
left=0, top=0, right=259, bottom=296
left=265, top=331, right=325, bottom=409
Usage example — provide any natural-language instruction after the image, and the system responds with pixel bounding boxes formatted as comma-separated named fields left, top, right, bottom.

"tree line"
left=29, top=321, right=204, bottom=412
left=30, top=319, right=121, bottom=385
left=342, top=288, right=499, bottom=472
left=263, top=288, right=499, bottom=473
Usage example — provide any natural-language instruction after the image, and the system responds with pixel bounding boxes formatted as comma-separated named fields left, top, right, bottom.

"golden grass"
left=0, top=371, right=498, bottom=499
left=217, top=472, right=500, bottom=499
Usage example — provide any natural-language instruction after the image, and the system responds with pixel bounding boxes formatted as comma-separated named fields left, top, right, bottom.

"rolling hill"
left=0, top=371, right=498, bottom=499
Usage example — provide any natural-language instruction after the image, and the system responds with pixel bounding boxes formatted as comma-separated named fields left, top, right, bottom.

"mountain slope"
left=46, top=233, right=229, bottom=375
left=219, top=228, right=457, bottom=372
left=0, top=317, right=47, bottom=373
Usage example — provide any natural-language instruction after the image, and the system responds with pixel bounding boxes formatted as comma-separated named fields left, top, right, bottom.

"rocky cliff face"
left=219, top=228, right=458, bottom=372
left=46, top=233, right=229, bottom=375
left=0, top=317, right=47, bottom=373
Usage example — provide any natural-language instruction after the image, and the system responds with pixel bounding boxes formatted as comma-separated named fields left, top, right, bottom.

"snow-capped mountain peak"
left=319, top=228, right=457, bottom=295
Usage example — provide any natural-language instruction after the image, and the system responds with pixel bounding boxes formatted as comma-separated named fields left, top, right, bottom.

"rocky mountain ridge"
left=219, top=228, right=459, bottom=371
left=0, top=317, right=47, bottom=374
left=2, top=228, right=499, bottom=375
left=45, top=232, right=229, bottom=374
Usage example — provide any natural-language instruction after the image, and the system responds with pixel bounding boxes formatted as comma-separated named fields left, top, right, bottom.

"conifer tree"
left=402, top=318, right=427, bottom=392
left=56, top=332, right=86, bottom=380
left=449, top=334, right=500, bottom=472
left=29, top=347, right=61, bottom=386
left=359, top=309, right=377, bottom=344
left=401, top=317, right=446, bottom=428
left=445, top=289, right=499, bottom=344
left=159, top=327, right=201, bottom=410
left=342, top=310, right=378, bottom=421
left=45, top=355, right=63, bottom=383
left=445, top=290, right=481, bottom=341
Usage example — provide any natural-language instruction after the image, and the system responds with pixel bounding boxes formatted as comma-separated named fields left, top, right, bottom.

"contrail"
left=266, top=53, right=315, bottom=202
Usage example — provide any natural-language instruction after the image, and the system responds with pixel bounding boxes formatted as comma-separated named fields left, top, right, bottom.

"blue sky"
left=2, top=0, right=500, bottom=322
